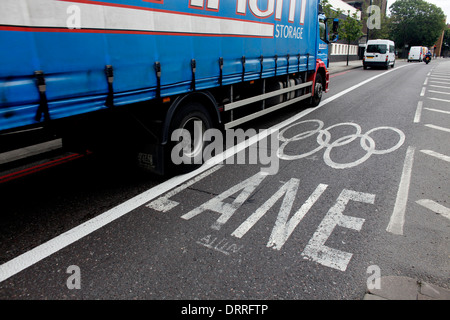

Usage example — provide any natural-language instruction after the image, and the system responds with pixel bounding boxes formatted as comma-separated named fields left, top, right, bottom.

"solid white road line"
left=424, top=107, right=450, bottom=115
left=420, top=87, right=426, bottom=96
left=146, top=165, right=224, bottom=212
left=420, top=149, right=450, bottom=163
left=430, top=80, right=450, bottom=85
left=430, top=85, right=450, bottom=89
left=414, top=101, right=423, bottom=123
left=416, top=199, right=450, bottom=220
left=428, top=97, right=450, bottom=103
left=386, top=146, right=416, bottom=235
left=425, top=124, right=450, bottom=133
left=427, top=90, right=450, bottom=95
left=0, top=64, right=414, bottom=283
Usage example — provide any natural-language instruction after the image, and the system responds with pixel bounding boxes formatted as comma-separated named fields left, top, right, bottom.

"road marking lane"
left=430, top=81, right=450, bottom=85
left=0, top=64, right=414, bottom=283
left=430, top=85, right=450, bottom=89
left=416, top=199, right=450, bottom=220
left=427, top=90, right=450, bottom=95
left=414, top=101, right=423, bottom=123
left=146, top=165, right=224, bottom=212
left=424, top=107, right=450, bottom=115
left=428, top=97, right=450, bottom=103
left=386, top=146, right=416, bottom=235
left=420, top=149, right=450, bottom=163
left=425, top=124, right=450, bottom=133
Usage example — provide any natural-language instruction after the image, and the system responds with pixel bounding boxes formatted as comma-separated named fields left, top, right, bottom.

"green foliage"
left=389, top=0, right=446, bottom=48
left=321, top=0, right=364, bottom=65
left=339, top=11, right=364, bottom=44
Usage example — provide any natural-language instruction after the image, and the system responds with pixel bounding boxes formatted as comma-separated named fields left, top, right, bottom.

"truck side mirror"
left=328, top=19, right=339, bottom=43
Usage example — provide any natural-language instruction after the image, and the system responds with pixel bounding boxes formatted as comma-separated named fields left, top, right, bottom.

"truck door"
left=318, top=17, right=328, bottom=66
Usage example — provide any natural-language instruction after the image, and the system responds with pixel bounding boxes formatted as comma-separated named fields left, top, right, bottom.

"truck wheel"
left=168, top=102, right=213, bottom=174
left=310, top=73, right=323, bottom=107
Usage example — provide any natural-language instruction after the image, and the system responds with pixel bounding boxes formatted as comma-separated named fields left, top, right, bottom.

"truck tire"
left=168, top=102, right=213, bottom=174
left=310, top=73, right=323, bottom=107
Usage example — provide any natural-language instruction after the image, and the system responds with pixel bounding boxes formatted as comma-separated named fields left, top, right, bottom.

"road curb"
left=363, top=276, right=450, bottom=300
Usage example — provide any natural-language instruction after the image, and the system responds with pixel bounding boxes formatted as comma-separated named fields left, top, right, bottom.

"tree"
left=389, top=0, right=446, bottom=48
left=321, top=0, right=364, bottom=66
left=339, top=11, right=364, bottom=66
left=361, top=0, right=392, bottom=41
left=320, top=0, right=343, bottom=30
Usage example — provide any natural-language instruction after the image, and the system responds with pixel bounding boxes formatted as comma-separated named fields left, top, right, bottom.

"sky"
left=386, top=0, right=450, bottom=24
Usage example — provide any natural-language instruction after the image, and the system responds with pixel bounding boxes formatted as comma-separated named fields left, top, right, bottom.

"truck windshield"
left=367, top=44, right=387, bottom=54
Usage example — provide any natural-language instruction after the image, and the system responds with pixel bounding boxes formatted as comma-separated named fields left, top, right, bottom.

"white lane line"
left=0, top=64, right=414, bottom=283
left=414, top=101, right=423, bottom=123
left=424, top=107, right=450, bottom=115
left=430, top=80, right=450, bottom=85
left=430, top=76, right=450, bottom=80
left=428, top=90, right=450, bottom=95
left=428, top=97, right=450, bottom=103
left=430, top=74, right=450, bottom=78
left=425, top=124, right=450, bottom=133
left=420, top=149, right=450, bottom=163
left=430, top=85, right=450, bottom=89
left=386, top=146, right=415, bottom=235
left=423, top=78, right=429, bottom=85
left=420, top=87, right=426, bottom=96
left=416, top=199, right=450, bottom=220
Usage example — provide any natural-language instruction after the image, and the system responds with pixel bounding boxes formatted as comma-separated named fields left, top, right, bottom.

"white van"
left=363, top=39, right=396, bottom=70
left=408, top=46, right=424, bottom=62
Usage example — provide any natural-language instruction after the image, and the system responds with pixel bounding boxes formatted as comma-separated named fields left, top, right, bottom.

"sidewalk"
left=328, top=59, right=363, bottom=74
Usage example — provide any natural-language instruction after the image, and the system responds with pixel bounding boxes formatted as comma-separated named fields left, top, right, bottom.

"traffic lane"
left=0, top=165, right=376, bottom=300
left=225, top=61, right=410, bottom=133
left=389, top=61, right=450, bottom=283
left=0, top=153, right=167, bottom=264
left=335, top=60, right=450, bottom=287
left=0, top=60, right=430, bottom=299
left=326, top=60, right=411, bottom=97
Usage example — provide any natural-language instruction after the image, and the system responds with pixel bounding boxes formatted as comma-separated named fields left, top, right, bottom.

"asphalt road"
left=0, top=59, right=449, bottom=303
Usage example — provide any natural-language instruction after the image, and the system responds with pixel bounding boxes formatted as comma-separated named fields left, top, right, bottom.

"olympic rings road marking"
left=277, top=120, right=406, bottom=169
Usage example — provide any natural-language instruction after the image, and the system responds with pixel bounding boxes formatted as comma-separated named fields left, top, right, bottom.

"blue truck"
left=0, top=0, right=337, bottom=174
